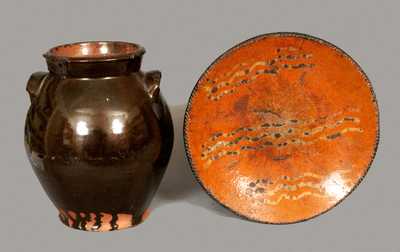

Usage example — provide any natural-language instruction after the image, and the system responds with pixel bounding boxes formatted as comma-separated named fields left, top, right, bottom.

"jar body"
left=25, top=71, right=173, bottom=231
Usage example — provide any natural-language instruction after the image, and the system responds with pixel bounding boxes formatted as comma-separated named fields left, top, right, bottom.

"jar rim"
left=43, top=41, right=145, bottom=62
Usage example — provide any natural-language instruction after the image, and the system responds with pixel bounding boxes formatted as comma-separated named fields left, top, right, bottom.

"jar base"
left=58, top=209, right=150, bottom=232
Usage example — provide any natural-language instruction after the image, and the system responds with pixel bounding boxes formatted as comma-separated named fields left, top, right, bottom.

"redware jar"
left=24, top=41, right=174, bottom=231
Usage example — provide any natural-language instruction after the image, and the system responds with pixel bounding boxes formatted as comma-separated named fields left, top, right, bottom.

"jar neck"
left=43, top=41, right=145, bottom=78
left=45, top=56, right=143, bottom=78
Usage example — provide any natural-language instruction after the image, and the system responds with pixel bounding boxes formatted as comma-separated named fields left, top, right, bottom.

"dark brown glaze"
left=24, top=41, right=173, bottom=231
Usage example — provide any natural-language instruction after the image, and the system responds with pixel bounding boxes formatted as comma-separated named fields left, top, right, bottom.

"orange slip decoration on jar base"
left=184, top=32, right=379, bottom=224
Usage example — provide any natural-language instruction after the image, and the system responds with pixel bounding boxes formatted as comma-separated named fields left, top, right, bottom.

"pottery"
left=184, top=33, right=379, bottom=224
left=25, top=41, right=174, bottom=231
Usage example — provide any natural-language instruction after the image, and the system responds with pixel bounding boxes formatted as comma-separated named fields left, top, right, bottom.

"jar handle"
left=26, top=71, right=48, bottom=103
left=144, top=70, right=161, bottom=101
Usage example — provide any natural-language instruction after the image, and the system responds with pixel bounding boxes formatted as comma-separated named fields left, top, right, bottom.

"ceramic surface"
left=184, top=33, right=379, bottom=224
left=25, top=41, right=174, bottom=231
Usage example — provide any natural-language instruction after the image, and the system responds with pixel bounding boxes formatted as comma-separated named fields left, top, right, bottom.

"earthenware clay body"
left=184, top=33, right=379, bottom=224
left=24, top=42, right=174, bottom=231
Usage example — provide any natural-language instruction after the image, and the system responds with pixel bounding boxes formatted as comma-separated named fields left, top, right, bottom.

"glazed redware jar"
left=24, top=41, right=174, bottom=231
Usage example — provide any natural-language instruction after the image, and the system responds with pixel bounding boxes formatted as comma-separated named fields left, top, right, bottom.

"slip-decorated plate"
left=184, top=32, right=379, bottom=224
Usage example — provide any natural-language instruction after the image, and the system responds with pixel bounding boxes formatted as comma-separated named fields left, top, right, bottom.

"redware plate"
left=184, top=32, right=379, bottom=224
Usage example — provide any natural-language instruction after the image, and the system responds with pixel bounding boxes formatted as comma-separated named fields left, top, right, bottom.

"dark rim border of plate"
left=183, top=32, right=380, bottom=224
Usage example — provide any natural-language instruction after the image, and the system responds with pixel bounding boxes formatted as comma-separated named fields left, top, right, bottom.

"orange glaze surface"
left=184, top=33, right=379, bottom=223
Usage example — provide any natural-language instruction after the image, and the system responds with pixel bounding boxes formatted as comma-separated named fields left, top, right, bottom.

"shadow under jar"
left=24, top=41, right=174, bottom=231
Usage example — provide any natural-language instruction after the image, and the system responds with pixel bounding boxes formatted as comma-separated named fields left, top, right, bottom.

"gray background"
left=0, top=0, right=398, bottom=251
